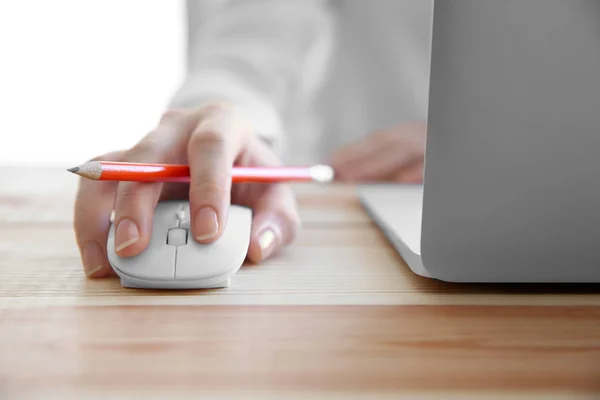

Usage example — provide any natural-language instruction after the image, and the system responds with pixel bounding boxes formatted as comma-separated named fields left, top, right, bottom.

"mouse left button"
left=107, top=220, right=177, bottom=281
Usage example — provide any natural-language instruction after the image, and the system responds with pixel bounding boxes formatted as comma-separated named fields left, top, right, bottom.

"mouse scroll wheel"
left=176, top=206, right=190, bottom=229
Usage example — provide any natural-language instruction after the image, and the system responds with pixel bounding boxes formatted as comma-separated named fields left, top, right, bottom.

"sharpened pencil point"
left=67, top=166, right=80, bottom=174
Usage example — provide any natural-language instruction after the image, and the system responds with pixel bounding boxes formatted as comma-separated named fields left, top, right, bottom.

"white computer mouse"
left=106, top=200, right=252, bottom=289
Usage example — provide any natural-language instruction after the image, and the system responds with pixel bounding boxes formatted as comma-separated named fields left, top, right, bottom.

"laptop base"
left=357, top=184, right=431, bottom=278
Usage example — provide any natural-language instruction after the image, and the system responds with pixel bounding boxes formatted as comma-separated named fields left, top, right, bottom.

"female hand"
left=329, top=122, right=427, bottom=183
left=73, top=103, right=300, bottom=278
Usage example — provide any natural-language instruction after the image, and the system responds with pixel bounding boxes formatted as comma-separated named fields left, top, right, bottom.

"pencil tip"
left=67, top=166, right=79, bottom=174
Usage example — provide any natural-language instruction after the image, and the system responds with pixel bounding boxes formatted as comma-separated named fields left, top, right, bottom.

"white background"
left=0, top=0, right=185, bottom=166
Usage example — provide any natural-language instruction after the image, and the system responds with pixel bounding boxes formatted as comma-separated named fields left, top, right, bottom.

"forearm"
left=169, top=0, right=333, bottom=152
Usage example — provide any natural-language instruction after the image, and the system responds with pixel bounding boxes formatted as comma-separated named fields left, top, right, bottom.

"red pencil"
left=67, top=161, right=335, bottom=183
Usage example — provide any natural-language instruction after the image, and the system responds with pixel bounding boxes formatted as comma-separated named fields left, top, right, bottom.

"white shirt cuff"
left=169, top=70, right=284, bottom=154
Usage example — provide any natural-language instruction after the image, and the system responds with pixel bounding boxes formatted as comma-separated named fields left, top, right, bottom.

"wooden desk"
left=1, top=165, right=599, bottom=399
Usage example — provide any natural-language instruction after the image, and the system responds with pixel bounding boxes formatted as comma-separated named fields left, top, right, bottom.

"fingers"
left=112, top=180, right=163, bottom=257
left=112, top=109, right=198, bottom=257
left=393, top=160, right=424, bottom=183
left=342, top=142, right=419, bottom=182
left=331, top=123, right=426, bottom=182
left=187, top=103, right=248, bottom=243
left=330, top=131, right=394, bottom=181
left=330, top=131, right=389, bottom=168
left=246, top=183, right=301, bottom=263
left=73, top=151, right=124, bottom=278
left=234, top=134, right=301, bottom=262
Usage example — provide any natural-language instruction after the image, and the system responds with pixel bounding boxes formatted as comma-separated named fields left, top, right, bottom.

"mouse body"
left=107, top=201, right=252, bottom=289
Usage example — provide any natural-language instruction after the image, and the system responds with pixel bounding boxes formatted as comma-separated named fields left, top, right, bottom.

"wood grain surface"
left=0, top=166, right=599, bottom=399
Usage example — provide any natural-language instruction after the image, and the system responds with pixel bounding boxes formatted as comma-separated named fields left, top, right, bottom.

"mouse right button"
left=175, top=206, right=251, bottom=280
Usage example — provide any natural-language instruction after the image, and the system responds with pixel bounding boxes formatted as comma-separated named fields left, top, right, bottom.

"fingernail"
left=195, top=207, right=219, bottom=241
left=258, top=228, right=277, bottom=259
left=115, top=218, right=140, bottom=252
left=83, top=241, right=104, bottom=277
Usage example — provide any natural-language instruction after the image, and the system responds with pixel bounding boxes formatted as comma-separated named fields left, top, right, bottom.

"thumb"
left=246, top=183, right=301, bottom=263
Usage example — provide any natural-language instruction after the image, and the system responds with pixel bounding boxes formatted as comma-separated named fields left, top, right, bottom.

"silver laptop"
left=359, top=0, right=600, bottom=283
